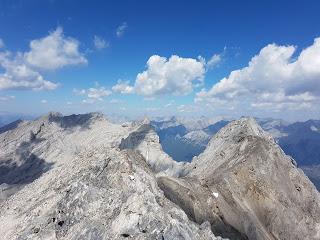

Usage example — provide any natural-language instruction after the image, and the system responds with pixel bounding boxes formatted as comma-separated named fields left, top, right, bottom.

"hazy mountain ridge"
left=0, top=112, right=35, bottom=128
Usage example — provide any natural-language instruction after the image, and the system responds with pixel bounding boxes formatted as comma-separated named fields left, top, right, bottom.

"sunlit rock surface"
left=0, top=113, right=221, bottom=240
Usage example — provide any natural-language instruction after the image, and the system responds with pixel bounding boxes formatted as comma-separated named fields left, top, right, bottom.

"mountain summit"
left=159, top=118, right=320, bottom=239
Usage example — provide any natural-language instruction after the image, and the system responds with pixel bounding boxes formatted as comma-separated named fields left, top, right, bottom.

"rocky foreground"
left=0, top=113, right=319, bottom=239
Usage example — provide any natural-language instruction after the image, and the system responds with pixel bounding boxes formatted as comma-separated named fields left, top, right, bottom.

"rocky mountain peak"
left=119, top=122, right=188, bottom=177
left=177, top=117, right=320, bottom=239
left=214, top=117, right=271, bottom=140
left=142, top=117, right=151, bottom=125
left=37, top=112, right=107, bottom=130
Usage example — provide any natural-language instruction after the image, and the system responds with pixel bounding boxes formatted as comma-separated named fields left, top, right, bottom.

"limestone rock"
left=0, top=113, right=221, bottom=240
left=158, top=118, right=320, bottom=239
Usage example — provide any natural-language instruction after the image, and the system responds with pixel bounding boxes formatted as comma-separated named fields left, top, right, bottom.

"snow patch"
left=212, top=192, right=219, bottom=198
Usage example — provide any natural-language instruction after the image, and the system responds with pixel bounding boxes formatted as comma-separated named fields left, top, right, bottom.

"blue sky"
left=0, top=0, right=320, bottom=120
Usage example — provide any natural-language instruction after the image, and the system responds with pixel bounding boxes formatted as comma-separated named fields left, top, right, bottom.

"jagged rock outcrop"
left=158, top=118, right=320, bottom=239
left=0, top=112, right=221, bottom=240
left=119, top=123, right=188, bottom=177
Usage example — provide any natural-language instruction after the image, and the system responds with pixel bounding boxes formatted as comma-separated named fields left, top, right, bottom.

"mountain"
left=151, top=119, right=229, bottom=162
left=119, top=122, right=188, bottom=177
left=277, top=120, right=320, bottom=189
left=277, top=120, right=320, bottom=166
left=158, top=118, right=320, bottom=239
left=255, top=118, right=320, bottom=189
left=0, top=112, right=35, bottom=128
left=152, top=117, right=320, bottom=190
left=0, top=112, right=220, bottom=240
left=1, top=113, right=320, bottom=239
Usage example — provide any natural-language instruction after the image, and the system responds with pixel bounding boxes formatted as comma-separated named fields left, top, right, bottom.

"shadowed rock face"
left=119, top=124, right=188, bottom=177
left=158, top=118, right=320, bottom=240
left=157, top=176, right=248, bottom=240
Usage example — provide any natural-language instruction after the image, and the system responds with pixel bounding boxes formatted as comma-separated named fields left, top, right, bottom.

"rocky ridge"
left=158, top=118, right=320, bottom=239
left=0, top=113, right=319, bottom=239
left=0, top=112, right=221, bottom=240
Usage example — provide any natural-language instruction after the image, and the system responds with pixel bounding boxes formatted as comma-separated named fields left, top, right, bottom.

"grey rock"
left=0, top=113, right=220, bottom=240
left=1, top=113, right=319, bottom=240
left=158, top=118, right=320, bottom=239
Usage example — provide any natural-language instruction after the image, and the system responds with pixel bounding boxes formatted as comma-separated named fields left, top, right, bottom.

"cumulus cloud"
left=115, top=55, right=205, bottom=97
left=94, top=35, right=108, bottom=50
left=111, top=53, right=226, bottom=98
left=135, top=55, right=205, bottom=96
left=25, top=27, right=87, bottom=70
left=0, top=27, right=87, bottom=90
left=74, top=86, right=112, bottom=103
left=112, top=80, right=134, bottom=94
left=196, top=38, right=320, bottom=111
left=0, top=51, right=58, bottom=90
left=116, top=22, right=128, bottom=38
left=41, top=99, right=48, bottom=104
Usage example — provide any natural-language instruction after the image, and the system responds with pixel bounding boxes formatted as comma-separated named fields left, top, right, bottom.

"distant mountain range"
left=0, top=112, right=35, bottom=128
left=151, top=117, right=320, bottom=190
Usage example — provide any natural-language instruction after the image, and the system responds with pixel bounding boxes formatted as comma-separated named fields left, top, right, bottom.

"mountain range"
left=0, top=113, right=319, bottom=239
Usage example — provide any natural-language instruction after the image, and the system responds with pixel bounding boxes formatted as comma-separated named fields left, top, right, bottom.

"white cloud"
left=87, top=87, right=111, bottom=100
left=25, top=27, right=87, bottom=70
left=126, top=55, right=205, bottom=97
left=94, top=35, right=108, bottom=50
left=0, top=39, right=4, bottom=48
left=206, top=54, right=221, bottom=68
left=196, top=38, right=320, bottom=111
left=74, top=86, right=112, bottom=103
left=0, top=27, right=86, bottom=91
left=0, top=51, right=58, bottom=90
left=41, top=99, right=48, bottom=104
left=112, top=80, right=134, bottom=94
left=0, top=95, right=15, bottom=101
left=116, top=22, right=128, bottom=38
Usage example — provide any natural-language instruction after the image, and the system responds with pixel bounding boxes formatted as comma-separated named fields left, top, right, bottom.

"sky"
left=0, top=0, right=320, bottom=121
